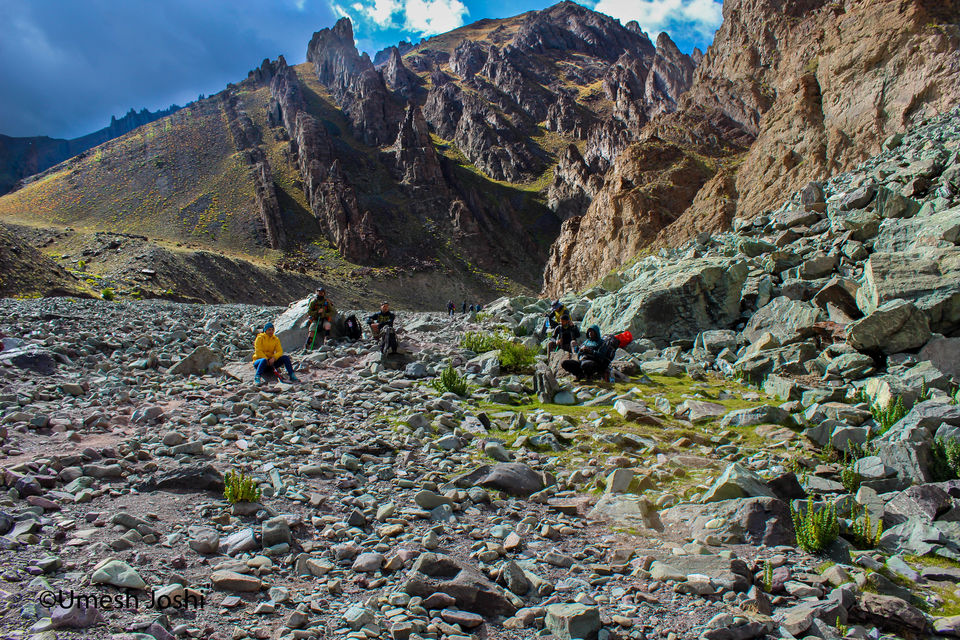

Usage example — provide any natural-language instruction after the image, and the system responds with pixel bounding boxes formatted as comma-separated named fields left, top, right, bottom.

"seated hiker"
left=366, top=301, right=398, bottom=355
left=343, top=314, right=362, bottom=341
left=548, top=313, right=580, bottom=353
left=539, top=299, right=568, bottom=339
left=253, top=322, right=298, bottom=385
left=304, top=287, right=336, bottom=350
left=561, top=324, right=606, bottom=380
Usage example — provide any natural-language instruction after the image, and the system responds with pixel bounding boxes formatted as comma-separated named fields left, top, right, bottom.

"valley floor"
left=0, top=298, right=955, bottom=640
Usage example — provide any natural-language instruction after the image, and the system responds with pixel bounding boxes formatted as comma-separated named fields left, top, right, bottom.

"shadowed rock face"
left=542, top=0, right=960, bottom=295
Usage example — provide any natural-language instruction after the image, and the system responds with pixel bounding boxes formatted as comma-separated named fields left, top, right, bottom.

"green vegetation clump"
left=931, top=437, right=960, bottom=481
left=460, top=330, right=538, bottom=373
left=223, top=470, right=261, bottom=504
left=762, top=560, right=773, bottom=592
left=840, top=453, right=862, bottom=492
left=792, top=500, right=839, bottom=554
left=100, top=288, right=115, bottom=301
left=432, top=364, right=468, bottom=397
left=849, top=504, right=884, bottom=549
left=461, top=330, right=498, bottom=353
left=870, top=396, right=907, bottom=434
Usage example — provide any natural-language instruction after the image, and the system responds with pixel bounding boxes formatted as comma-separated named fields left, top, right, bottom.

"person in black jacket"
left=366, top=301, right=398, bottom=354
left=548, top=314, right=580, bottom=353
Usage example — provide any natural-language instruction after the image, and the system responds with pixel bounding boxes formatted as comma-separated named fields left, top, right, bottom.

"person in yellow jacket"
left=253, top=322, right=298, bottom=384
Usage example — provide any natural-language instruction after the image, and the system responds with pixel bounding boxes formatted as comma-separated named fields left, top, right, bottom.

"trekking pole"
left=308, top=319, right=321, bottom=350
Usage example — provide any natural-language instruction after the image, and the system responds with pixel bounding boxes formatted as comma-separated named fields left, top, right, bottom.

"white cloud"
left=593, top=0, right=722, bottom=40
left=360, top=0, right=404, bottom=28
left=402, top=0, right=468, bottom=36
left=334, top=0, right=467, bottom=38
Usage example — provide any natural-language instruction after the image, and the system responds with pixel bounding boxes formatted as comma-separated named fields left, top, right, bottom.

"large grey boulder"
left=742, top=297, right=824, bottom=344
left=873, top=206, right=960, bottom=253
left=873, top=401, right=960, bottom=483
left=856, top=249, right=960, bottom=335
left=403, top=553, right=521, bottom=615
left=587, top=494, right=662, bottom=531
left=661, top=497, right=794, bottom=546
left=273, top=296, right=348, bottom=348
left=701, top=464, right=777, bottom=503
left=582, top=257, right=748, bottom=344
left=920, top=336, right=960, bottom=377
left=167, top=346, right=221, bottom=376
left=273, top=296, right=314, bottom=348
left=847, top=300, right=930, bottom=354
left=545, top=604, right=601, bottom=640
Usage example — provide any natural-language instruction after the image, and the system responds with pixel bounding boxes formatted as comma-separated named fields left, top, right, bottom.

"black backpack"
left=344, top=315, right=362, bottom=341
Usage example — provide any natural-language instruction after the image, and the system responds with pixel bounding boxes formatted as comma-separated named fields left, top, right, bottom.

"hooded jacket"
left=579, top=325, right=603, bottom=356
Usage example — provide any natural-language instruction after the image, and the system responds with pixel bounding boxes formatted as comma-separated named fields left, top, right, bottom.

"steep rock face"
left=382, top=47, right=420, bottom=101
left=393, top=105, right=444, bottom=186
left=269, top=59, right=385, bottom=262
left=543, top=0, right=960, bottom=294
left=307, top=18, right=403, bottom=146
left=542, top=142, right=713, bottom=295
left=422, top=82, right=540, bottom=183
left=547, top=144, right=603, bottom=220
left=734, top=0, right=960, bottom=219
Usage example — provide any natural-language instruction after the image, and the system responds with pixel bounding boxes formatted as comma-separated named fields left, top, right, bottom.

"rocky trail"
left=3, top=99, right=960, bottom=640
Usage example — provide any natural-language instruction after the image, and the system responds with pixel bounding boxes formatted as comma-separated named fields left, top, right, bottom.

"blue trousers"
left=254, top=356, right=293, bottom=377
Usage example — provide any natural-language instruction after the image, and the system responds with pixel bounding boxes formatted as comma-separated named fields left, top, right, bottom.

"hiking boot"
left=254, top=375, right=263, bottom=385
left=289, top=374, right=299, bottom=382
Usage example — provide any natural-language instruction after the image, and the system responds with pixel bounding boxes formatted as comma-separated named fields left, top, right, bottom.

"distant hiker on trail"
left=469, top=304, right=476, bottom=313
left=447, top=300, right=455, bottom=317
left=539, top=300, right=568, bottom=340
left=548, top=313, right=580, bottom=353
left=253, top=322, right=298, bottom=385
left=304, top=287, right=335, bottom=350
left=461, top=301, right=467, bottom=314
left=367, top=301, right=398, bottom=355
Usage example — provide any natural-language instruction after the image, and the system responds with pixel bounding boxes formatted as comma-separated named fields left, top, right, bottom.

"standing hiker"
left=304, top=287, right=336, bottom=350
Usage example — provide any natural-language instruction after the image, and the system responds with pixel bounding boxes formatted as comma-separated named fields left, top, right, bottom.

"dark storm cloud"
left=0, top=0, right=336, bottom=138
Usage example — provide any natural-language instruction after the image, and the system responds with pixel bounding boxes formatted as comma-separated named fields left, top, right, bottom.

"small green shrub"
left=223, top=470, right=261, bottom=504
left=432, top=364, right=468, bottom=397
left=839, top=453, right=861, bottom=492
left=762, top=560, right=773, bottom=592
left=77, top=259, right=87, bottom=270
left=498, top=339, right=538, bottom=373
left=101, top=288, right=115, bottom=301
left=460, top=331, right=497, bottom=353
left=459, top=331, right=538, bottom=373
left=792, top=500, right=839, bottom=554
left=952, top=387, right=960, bottom=405
left=931, top=437, right=960, bottom=482
left=871, top=396, right=907, bottom=435
left=849, top=504, right=884, bottom=549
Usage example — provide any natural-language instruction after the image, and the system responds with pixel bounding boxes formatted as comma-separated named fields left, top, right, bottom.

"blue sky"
left=0, top=0, right=722, bottom=139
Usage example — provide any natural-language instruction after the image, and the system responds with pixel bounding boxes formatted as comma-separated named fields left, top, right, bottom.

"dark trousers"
left=254, top=356, right=293, bottom=377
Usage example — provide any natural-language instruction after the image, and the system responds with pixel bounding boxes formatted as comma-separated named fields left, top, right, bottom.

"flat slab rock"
left=648, top=554, right=753, bottom=593
left=661, top=497, right=794, bottom=546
